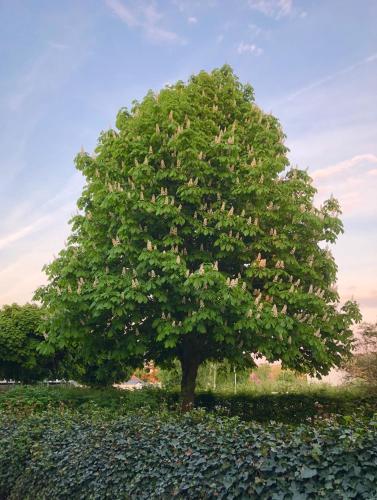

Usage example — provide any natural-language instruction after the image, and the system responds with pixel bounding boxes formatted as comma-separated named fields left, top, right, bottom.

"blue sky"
left=0, top=0, right=376, bottom=322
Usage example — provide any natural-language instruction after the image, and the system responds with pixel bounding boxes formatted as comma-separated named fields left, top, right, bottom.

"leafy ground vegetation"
left=0, top=385, right=376, bottom=499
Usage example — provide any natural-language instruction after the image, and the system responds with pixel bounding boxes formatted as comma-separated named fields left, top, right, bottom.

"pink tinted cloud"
left=312, top=154, right=377, bottom=180
left=312, top=154, right=377, bottom=216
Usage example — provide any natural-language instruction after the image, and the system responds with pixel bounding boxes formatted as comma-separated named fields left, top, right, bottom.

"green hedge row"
left=1, top=385, right=376, bottom=423
left=195, top=391, right=377, bottom=423
left=1, top=411, right=376, bottom=499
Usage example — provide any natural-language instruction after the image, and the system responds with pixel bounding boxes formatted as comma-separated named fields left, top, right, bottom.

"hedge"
left=194, top=391, right=377, bottom=423
left=1, top=385, right=376, bottom=424
left=1, top=410, right=376, bottom=499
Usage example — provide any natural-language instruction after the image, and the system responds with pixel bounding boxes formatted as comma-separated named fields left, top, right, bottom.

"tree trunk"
left=180, top=355, right=200, bottom=412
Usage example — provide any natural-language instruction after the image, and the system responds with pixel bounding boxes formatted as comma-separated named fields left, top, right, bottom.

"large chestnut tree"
left=35, top=66, right=360, bottom=407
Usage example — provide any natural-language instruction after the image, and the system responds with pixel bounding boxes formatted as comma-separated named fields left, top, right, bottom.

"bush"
left=195, top=389, right=377, bottom=423
left=1, top=385, right=376, bottom=423
left=0, top=410, right=376, bottom=499
left=0, top=385, right=178, bottom=417
left=0, top=303, right=64, bottom=383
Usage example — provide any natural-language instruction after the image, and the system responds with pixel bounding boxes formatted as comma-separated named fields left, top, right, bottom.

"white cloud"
left=105, top=0, right=185, bottom=44
left=187, top=16, right=197, bottom=24
left=0, top=196, right=78, bottom=254
left=311, top=154, right=377, bottom=218
left=0, top=216, right=52, bottom=251
left=216, top=34, right=224, bottom=44
left=105, top=0, right=138, bottom=26
left=237, top=42, right=263, bottom=56
left=172, top=0, right=217, bottom=12
left=284, top=121, right=377, bottom=174
left=312, top=154, right=377, bottom=180
left=247, top=0, right=293, bottom=18
left=365, top=53, right=377, bottom=63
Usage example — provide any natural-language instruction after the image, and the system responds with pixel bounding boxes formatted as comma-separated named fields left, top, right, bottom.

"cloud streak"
left=312, top=154, right=377, bottom=180
left=0, top=172, right=83, bottom=255
left=0, top=216, right=52, bottom=251
left=105, top=0, right=185, bottom=44
left=285, top=53, right=377, bottom=102
left=247, top=0, right=293, bottom=19
left=311, top=154, right=377, bottom=218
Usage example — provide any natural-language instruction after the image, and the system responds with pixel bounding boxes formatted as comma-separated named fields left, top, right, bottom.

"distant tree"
left=345, top=322, right=377, bottom=384
left=35, top=66, right=361, bottom=408
left=0, top=303, right=61, bottom=383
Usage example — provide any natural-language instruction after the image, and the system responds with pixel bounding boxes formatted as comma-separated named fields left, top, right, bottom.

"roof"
left=124, top=375, right=146, bottom=386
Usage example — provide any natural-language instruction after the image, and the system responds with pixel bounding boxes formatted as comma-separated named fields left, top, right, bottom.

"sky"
left=0, top=0, right=376, bottom=323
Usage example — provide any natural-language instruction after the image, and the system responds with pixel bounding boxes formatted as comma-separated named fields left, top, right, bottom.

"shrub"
left=195, top=390, right=377, bottom=423
left=0, top=410, right=376, bottom=499
left=0, top=303, right=64, bottom=383
left=0, top=385, right=178, bottom=417
left=1, top=385, right=376, bottom=423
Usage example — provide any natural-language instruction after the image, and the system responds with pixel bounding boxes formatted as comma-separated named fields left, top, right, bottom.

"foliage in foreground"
left=35, top=65, right=360, bottom=403
left=1, top=385, right=376, bottom=424
left=0, top=409, right=376, bottom=499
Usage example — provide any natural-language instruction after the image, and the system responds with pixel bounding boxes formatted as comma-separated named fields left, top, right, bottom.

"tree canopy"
left=35, top=66, right=361, bottom=405
left=0, top=303, right=58, bottom=383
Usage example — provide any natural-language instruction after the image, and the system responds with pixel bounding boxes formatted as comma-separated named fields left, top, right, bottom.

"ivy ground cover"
left=1, top=409, right=376, bottom=499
